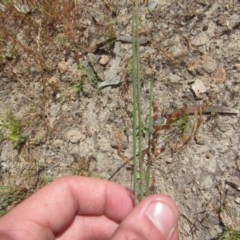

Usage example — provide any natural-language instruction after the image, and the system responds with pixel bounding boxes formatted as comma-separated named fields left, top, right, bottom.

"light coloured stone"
left=235, top=197, right=240, bottom=205
left=48, top=76, right=58, bottom=85
left=188, top=55, right=218, bottom=74
left=213, top=67, right=226, bottom=84
left=58, top=61, right=69, bottom=74
left=66, top=130, right=84, bottom=144
left=168, top=73, right=181, bottom=83
left=99, top=55, right=110, bottom=65
left=191, top=32, right=209, bottom=46
left=191, top=78, right=207, bottom=99
left=148, top=0, right=158, bottom=12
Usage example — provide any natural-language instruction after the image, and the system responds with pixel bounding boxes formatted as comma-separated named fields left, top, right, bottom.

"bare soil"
left=0, top=1, right=240, bottom=239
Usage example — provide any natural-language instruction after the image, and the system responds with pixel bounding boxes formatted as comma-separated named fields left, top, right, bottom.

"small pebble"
left=66, top=129, right=84, bottom=144
left=235, top=197, right=240, bottom=205
left=191, top=78, right=208, bottom=99
left=99, top=55, right=110, bottom=65
left=58, top=61, right=69, bottom=73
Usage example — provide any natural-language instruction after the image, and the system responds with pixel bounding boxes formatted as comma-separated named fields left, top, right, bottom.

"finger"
left=112, top=194, right=179, bottom=240
left=57, top=215, right=118, bottom=240
left=0, top=176, right=134, bottom=239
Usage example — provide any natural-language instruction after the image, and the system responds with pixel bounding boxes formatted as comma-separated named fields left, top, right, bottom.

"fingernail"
left=147, top=200, right=177, bottom=240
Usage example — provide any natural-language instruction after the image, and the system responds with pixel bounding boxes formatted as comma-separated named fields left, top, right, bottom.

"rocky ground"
left=0, top=0, right=240, bottom=239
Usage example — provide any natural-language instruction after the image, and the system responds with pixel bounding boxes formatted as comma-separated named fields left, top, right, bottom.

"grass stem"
left=132, top=3, right=139, bottom=204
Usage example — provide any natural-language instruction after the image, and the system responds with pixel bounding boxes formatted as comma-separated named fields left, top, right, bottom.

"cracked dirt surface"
left=0, top=1, right=240, bottom=239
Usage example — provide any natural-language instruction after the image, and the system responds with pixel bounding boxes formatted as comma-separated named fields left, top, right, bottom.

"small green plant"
left=74, top=80, right=84, bottom=97
left=105, top=22, right=117, bottom=40
left=172, top=112, right=190, bottom=135
left=1, top=113, right=28, bottom=147
left=126, top=60, right=133, bottom=74
left=218, top=229, right=240, bottom=240
left=131, top=0, right=159, bottom=203
left=0, top=185, right=28, bottom=216
left=1, top=0, right=12, bottom=4
left=72, top=64, right=86, bottom=96
left=132, top=0, right=156, bottom=203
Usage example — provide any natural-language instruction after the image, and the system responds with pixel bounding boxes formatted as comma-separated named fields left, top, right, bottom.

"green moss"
left=1, top=113, right=28, bottom=147
left=218, top=229, right=240, bottom=240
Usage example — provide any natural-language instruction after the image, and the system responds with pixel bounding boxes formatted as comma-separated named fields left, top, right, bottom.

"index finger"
left=0, top=176, right=134, bottom=237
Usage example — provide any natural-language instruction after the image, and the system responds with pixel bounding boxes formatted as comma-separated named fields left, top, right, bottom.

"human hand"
left=0, top=176, right=179, bottom=240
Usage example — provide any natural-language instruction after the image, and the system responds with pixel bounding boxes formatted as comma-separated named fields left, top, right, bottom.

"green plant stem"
left=146, top=79, right=154, bottom=196
left=132, top=1, right=146, bottom=203
left=134, top=6, right=144, bottom=200
left=132, top=5, right=138, bottom=204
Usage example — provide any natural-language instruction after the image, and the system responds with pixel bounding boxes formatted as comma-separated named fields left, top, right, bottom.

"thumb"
left=111, top=194, right=179, bottom=240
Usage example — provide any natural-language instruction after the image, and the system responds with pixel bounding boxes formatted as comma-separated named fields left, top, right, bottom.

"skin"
left=0, top=176, right=179, bottom=240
